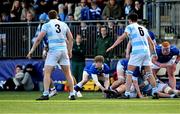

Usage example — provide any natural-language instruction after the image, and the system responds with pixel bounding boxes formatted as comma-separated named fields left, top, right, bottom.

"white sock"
left=170, top=94, right=175, bottom=98
left=152, top=87, right=158, bottom=95
left=125, top=91, right=130, bottom=96
left=43, top=90, right=49, bottom=96
left=50, top=87, right=56, bottom=91
left=70, top=90, right=75, bottom=96
left=77, top=83, right=83, bottom=88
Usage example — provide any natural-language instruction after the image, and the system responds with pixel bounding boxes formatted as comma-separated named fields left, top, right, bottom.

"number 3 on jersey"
left=138, top=27, right=144, bottom=36
left=55, top=24, right=61, bottom=33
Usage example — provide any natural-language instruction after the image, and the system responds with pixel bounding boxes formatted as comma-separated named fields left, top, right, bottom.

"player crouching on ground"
left=74, top=55, right=110, bottom=97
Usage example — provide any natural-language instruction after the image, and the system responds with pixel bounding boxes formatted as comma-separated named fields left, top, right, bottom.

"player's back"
left=125, top=23, right=150, bottom=55
left=41, top=19, right=70, bottom=52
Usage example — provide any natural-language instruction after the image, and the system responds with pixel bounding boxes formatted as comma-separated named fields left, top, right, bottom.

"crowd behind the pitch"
left=0, top=0, right=143, bottom=22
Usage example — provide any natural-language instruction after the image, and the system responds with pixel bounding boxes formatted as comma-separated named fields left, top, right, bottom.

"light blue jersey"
left=41, top=19, right=70, bottom=52
left=125, top=23, right=150, bottom=55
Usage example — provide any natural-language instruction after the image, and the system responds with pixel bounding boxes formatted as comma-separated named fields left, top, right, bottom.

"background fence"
left=0, top=0, right=180, bottom=58
left=0, top=21, right=128, bottom=58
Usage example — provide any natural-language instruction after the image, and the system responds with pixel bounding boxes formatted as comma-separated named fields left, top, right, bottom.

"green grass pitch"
left=0, top=91, right=180, bottom=114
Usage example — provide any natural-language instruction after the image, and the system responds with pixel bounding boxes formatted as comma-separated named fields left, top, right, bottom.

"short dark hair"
left=16, top=65, right=22, bottom=70
left=48, top=10, right=57, bottom=19
left=100, top=25, right=107, bottom=31
left=128, top=13, right=138, bottom=22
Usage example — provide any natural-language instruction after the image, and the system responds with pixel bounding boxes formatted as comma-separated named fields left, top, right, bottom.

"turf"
left=0, top=91, right=180, bottom=114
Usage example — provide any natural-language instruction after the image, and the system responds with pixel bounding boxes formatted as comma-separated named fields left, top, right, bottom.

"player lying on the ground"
left=140, top=78, right=180, bottom=98
left=74, top=55, right=110, bottom=97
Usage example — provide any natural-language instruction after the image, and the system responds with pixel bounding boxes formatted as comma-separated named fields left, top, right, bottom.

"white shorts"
left=45, top=51, right=70, bottom=66
left=157, top=83, right=168, bottom=92
left=116, top=61, right=125, bottom=81
left=128, top=53, right=151, bottom=67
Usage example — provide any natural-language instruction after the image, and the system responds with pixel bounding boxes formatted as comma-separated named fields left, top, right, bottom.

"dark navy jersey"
left=84, top=63, right=110, bottom=76
left=156, top=45, right=180, bottom=63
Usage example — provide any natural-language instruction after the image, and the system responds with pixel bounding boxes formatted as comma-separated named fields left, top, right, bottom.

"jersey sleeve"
left=64, top=23, right=70, bottom=33
left=124, top=25, right=131, bottom=35
left=171, top=46, right=180, bottom=55
left=41, top=24, right=48, bottom=33
left=104, top=64, right=110, bottom=74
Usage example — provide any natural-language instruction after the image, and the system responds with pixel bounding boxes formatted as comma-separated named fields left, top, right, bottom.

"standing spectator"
left=0, top=12, right=10, bottom=22
left=122, top=0, right=134, bottom=18
left=25, top=11, right=35, bottom=22
left=71, top=34, right=86, bottom=83
left=102, top=0, right=123, bottom=20
left=152, top=41, right=180, bottom=89
left=20, top=0, right=35, bottom=21
left=80, top=0, right=90, bottom=20
left=74, top=2, right=83, bottom=21
left=10, top=0, right=22, bottom=22
left=89, top=0, right=102, bottom=20
left=134, top=0, right=143, bottom=19
left=58, top=4, right=66, bottom=21
left=94, top=26, right=113, bottom=65
left=96, top=22, right=102, bottom=37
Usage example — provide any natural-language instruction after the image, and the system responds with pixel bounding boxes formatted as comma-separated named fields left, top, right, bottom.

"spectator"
left=122, top=0, right=134, bottom=18
left=51, top=0, right=60, bottom=11
left=58, top=4, right=66, bottom=21
left=20, top=0, right=35, bottom=21
left=102, top=0, right=123, bottom=20
left=134, top=0, right=143, bottom=19
left=94, top=25, right=113, bottom=65
left=74, top=2, right=83, bottom=21
left=80, top=0, right=90, bottom=20
left=13, top=65, right=24, bottom=90
left=65, top=13, right=75, bottom=21
left=1, top=12, right=10, bottom=22
left=89, top=0, right=102, bottom=20
left=80, top=22, right=88, bottom=40
left=13, top=64, right=35, bottom=91
left=10, top=0, right=22, bottom=22
left=25, top=11, right=35, bottom=22
left=71, top=34, right=86, bottom=83
left=107, top=19, right=115, bottom=37
left=96, top=22, right=102, bottom=37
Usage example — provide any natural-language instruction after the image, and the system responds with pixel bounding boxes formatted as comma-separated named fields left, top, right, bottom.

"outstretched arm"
left=27, top=31, right=46, bottom=59
left=91, top=74, right=106, bottom=91
left=106, top=33, right=127, bottom=52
